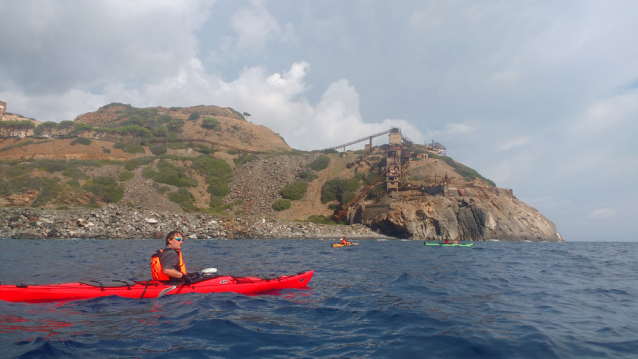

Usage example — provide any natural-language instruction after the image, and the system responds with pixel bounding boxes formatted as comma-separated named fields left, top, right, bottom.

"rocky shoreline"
left=0, top=206, right=387, bottom=240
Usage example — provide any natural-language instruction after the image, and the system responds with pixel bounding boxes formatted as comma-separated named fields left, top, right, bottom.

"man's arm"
left=163, top=268, right=185, bottom=279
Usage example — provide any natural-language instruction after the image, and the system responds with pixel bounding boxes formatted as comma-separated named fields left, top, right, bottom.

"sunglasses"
left=173, top=237, right=183, bottom=242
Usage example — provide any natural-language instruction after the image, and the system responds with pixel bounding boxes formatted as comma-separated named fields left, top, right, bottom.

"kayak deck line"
left=0, top=270, right=314, bottom=303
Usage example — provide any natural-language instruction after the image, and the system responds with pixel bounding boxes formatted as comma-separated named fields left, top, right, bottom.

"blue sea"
left=1, top=239, right=637, bottom=358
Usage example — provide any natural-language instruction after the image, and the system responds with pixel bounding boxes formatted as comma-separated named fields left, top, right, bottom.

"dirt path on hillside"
left=276, top=158, right=340, bottom=221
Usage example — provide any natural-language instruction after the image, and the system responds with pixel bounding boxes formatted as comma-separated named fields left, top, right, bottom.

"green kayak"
left=425, top=242, right=473, bottom=247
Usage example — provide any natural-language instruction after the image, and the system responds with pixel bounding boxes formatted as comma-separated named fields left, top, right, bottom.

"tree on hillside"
left=167, top=118, right=185, bottom=133
left=37, top=121, right=57, bottom=136
left=152, top=126, right=168, bottom=138
left=188, top=111, right=200, bottom=121
left=242, top=112, right=251, bottom=122
left=71, top=123, right=93, bottom=136
left=57, top=121, right=74, bottom=136
left=123, top=125, right=152, bottom=144
left=10, top=121, right=35, bottom=136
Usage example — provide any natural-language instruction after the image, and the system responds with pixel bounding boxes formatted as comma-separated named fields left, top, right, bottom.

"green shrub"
left=70, top=137, right=92, bottom=146
left=280, top=181, right=308, bottom=200
left=119, top=171, right=134, bottom=181
left=167, top=141, right=186, bottom=149
left=31, top=159, right=69, bottom=173
left=83, top=176, right=124, bottom=203
left=226, top=149, right=239, bottom=155
left=188, top=112, right=200, bottom=121
left=55, top=206, right=70, bottom=210
left=142, top=166, right=157, bottom=179
left=150, top=160, right=198, bottom=187
left=102, top=148, right=111, bottom=153
left=201, top=117, right=220, bottom=129
left=272, top=199, right=291, bottom=211
left=309, top=155, right=330, bottom=171
left=31, top=177, right=63, bottom=207
left=1, top=164, right=27, bottom=178
left=321, top=177, right=361, bottom=204
left=430, top=154, right=496, bottom=187
left=233, top=153, right=254, bottom=166
left=299, top=170, right=318, bottom=181
left=62, top=166, right=88, bottom=180
left=126, top=201, right=134, bottom=208
left=323, top=149, right=339, bottom=154
left=113, top=142, right=145, bottom=154
left=366, top=184, right=383, bottom=199
left=124, top=157, right=154, bottom=171
left=157, top=186, right=171, bottom=194
left=157, top=114, right=172, bottom=124
left=149, top=144, right=167, bottom=156
left=169, top=188, right=195, bottom=212
left=305, top=215, right=340, bottom=225
left=207, top=178, right=230, bottom=197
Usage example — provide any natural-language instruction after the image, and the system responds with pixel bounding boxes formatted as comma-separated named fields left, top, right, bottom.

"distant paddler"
left=338, top=236, right=358, bottom=246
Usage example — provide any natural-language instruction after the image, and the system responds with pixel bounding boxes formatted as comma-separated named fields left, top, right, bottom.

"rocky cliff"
left=358, top=188, right=562, bottom=242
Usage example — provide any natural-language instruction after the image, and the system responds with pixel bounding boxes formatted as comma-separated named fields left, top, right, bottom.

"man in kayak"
left=151, top=231, right=192, bottom=285
left=340, top=236, right=352, bottom=246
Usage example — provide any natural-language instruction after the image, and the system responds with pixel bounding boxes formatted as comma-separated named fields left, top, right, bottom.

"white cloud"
left=0, top=1, right=211, bottom=94
left=568, top=89, right=638, bottom=136
left=3, top=59, right=423, bottom=151
left=229, top=0, right=296, bottom=54
left=444, top=123, right=474, bottom=135
left=588, top=208, right=616, bottom=220
left=497, top=137, right=530, bottom=151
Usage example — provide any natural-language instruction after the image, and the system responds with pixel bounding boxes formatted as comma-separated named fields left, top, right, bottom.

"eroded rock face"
left=360, top=191, right=563, bottom=242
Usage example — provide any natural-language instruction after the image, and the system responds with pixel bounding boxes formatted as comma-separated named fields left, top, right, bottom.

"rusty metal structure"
left=334, top=169, right=388, bottom=220
left=319, top=127, right=400, bottom=153
left=385, top=128, right=412, bottom=192
left=335, top=128, right=412, bottom=219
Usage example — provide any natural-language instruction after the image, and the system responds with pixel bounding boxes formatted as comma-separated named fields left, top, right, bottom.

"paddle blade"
left=157, top=285, right=177, bottom=298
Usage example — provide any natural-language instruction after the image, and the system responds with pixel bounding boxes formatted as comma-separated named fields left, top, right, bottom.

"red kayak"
left=0, top=270, right=314, bottom=303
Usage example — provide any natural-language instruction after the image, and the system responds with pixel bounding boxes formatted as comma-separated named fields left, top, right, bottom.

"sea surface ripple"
left=1, top=239, right=637, bottom=358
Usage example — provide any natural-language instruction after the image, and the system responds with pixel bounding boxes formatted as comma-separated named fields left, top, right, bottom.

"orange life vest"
left=151, top=248, right=187, bottom=281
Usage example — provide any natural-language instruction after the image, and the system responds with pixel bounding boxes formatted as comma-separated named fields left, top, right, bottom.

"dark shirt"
left=160, top=247, right=181, bottom=273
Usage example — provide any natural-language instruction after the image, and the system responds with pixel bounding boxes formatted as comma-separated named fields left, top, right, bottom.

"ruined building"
left=0, top=101, right=6, bottom=117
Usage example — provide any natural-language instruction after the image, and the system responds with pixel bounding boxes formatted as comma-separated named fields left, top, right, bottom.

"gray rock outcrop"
left=358, top=189, right=563, bottom=242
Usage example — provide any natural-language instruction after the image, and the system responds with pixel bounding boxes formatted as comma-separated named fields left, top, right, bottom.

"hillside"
left=0, top=105, right=562, bottom=241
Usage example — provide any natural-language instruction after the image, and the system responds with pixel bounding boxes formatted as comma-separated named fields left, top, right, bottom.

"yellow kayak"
left=332, top=243, right=358, bottom=247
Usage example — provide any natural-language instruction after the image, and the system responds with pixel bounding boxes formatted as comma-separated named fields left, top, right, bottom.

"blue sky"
left=1, top=1, right=637, bottom=241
